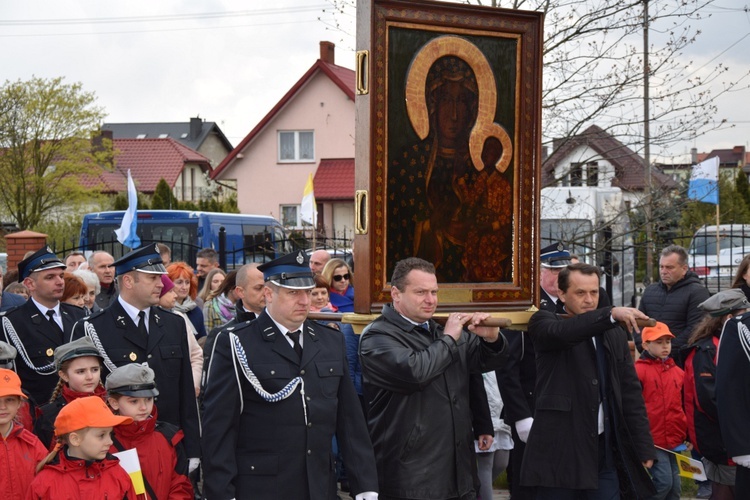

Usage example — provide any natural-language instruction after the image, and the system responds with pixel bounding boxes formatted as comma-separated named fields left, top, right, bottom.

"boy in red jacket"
left=27, top=396, right=137, bottom=499
left=636, top=321, right=688, bottom=500
left=106, top=363, right=194, bottom=500
left=0, top=368, right=47, bottom=500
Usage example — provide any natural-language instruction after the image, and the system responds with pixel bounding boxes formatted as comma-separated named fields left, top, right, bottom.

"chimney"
left=190, top=117, right=202, bottom=140
left=690, top=147, right=698, bottom=164
left=320, top=41, right=335, bottom=65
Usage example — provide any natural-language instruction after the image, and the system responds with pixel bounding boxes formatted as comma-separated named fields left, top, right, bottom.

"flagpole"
left=716, top=202, right=720, bottom=280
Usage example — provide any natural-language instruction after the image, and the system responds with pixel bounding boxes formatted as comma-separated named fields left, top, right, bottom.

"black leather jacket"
left=359, top=304, right=506, bottom=499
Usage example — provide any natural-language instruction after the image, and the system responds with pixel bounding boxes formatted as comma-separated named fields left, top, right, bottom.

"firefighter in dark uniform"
left=202, top=250, right=379, bottom=500
left=1, top=246, right=85, bottom=407
left=70, top=244, right=201, bottom=471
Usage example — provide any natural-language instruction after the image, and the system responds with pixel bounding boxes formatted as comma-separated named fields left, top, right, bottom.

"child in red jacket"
left=27, top=396, right=137, bottom=499
left=0, top=368, right=47, bottom=500
left=636, top=321, right=688, bottom=500
left=106, top=364, right=194, bottom=500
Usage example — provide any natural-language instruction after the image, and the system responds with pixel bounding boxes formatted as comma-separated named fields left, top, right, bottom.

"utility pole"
left=643, top=0, right=654, bottom=284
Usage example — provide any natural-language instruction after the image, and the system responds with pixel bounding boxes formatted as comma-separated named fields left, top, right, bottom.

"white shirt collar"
left=118, top=296, right=149, bottom=327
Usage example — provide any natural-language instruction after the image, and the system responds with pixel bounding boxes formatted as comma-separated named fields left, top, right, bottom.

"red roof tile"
left=313, top=158, right=354, bottom=200
left=80, top=138, right=211, bottom=194
left=211, top=59, right=355, bottom=180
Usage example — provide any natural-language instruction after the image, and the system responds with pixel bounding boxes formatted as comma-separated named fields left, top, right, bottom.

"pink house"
left=211, top=42, right=355, bottom=239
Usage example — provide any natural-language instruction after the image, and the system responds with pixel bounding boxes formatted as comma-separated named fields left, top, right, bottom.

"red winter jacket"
left=0, top=423, right=48, bottom=500
left=109, top=407, right=193, bottom=500
left=26, top=447, right=138, bottom=499
left=635, top=352, right=687, bottom=449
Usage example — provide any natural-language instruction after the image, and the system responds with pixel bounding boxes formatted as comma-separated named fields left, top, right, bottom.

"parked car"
left=688, top=224, right=750, bottom=292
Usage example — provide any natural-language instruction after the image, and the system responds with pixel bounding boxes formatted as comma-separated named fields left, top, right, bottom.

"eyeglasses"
left=332, top=273, right=350, bottom=282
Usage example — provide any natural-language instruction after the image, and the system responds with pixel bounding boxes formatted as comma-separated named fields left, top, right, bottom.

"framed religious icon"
left=353, top=0, right=544, bottom=313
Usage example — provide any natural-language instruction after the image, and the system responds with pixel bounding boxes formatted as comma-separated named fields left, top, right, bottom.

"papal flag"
left=688, top=156, right=719, bottom=205
left=300, top=173, right=317, bottom=226
left=113, top=448, right=146, bottom=495
left=114, top=169, right=141, bottom=248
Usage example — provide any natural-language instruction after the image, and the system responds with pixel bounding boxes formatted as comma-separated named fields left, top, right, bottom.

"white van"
left=688, top=224, right=750, bottom=292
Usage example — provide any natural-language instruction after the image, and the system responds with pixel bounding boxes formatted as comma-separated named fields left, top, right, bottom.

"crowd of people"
left=0, top=241, right=748, bottom=499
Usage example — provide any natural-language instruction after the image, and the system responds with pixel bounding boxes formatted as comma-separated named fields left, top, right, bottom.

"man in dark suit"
left=521, top=263, right=655, bottom=498
left=1, top=247, right=85, bottom=406
left=71, top=244, right=201, bottom=468
left=202, top=250, right=378, bottom=500
left=496, top=242, right=572, bottom=500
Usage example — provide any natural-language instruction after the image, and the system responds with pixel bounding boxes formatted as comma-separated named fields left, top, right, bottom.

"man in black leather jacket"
left=359, top=257, right=507, bottom=500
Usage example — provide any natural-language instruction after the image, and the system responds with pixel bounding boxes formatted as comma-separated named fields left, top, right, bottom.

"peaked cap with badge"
left=258, top=250, right=316, bottom=289
left=112, top=244, right=167, bottom=276
left=539, top=242, right=573, bottom=269
left=18, top=246, right=66, bottom=282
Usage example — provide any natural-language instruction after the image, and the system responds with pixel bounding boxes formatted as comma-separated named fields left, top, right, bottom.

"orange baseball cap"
left=641, top=321, right=675, bottom=343
left=54, top=395, right=132, bottom=436
left=0, top=368, right=26, bottom=399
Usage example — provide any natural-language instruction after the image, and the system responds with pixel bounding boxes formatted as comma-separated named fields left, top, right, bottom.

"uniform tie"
left=137, top=311, right=149, bottom=337
left=287, top=330, right=302, bottom=359
left=46, top=310, right=63, bottom=336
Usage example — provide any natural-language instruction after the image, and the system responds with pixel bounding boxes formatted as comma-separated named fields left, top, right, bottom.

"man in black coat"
left=521, top=263, right=656, bottom=498
left=201, top=250, right=378, bottom=500
left=1, top=247, right=85, bottom=406
left=71, top=244, right=201, bottom=465
left=637, top=244, right=710, bottom=360
left=359, top=257, right=507, bottom=500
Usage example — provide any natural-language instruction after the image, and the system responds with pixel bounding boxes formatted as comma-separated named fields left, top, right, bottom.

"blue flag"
left=688, top=157, right=719, bottom=205
left=114, top=170, right=141, bottom=248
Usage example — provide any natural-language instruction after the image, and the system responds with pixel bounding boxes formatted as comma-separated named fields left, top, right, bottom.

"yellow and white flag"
left=300, top=173, right=317, bottom=226
left=113, top=448, right=146, bottom=495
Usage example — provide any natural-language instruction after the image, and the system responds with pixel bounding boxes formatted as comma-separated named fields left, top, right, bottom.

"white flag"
left=114, top=170, right=141, bottom=248
left=300, top=173, right=317, bottom=226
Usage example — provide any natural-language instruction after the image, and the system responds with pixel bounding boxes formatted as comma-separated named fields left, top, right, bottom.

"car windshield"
left=690, top=234, right=750, bottom=255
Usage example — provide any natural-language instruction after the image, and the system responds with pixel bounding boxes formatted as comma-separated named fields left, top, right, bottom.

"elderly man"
left=89, top=250, right=116, bottom=310
left=309, top=249, right=331, bottom=275
left=522, top=263, right=655, bottom=499
left=1, top=247, right=85, bottom=406
left=71, top=244, right=201, bottom=466
left=202, top=250, right=378, bottom=500
left=359, top=257, right=507, bottom=500
left=637, top=244, right=710, bottom=359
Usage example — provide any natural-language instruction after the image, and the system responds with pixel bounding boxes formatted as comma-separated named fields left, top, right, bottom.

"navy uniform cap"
left=112, top=244, right=167, bottom=276
left=258, top=250, right=315, bottom=289
left=18, top=246, right=66, bottom=281
left=106, top=363, right=159, bottom=398
left=540, top=242, right=572, bottom=269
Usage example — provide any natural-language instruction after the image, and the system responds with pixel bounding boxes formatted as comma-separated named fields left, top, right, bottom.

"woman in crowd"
left=323, top=258, right=354, bottom=313
left=198, top=268, right=226, bottom=305
left=684, top=290, right=749, bottom=500
left=61, top=273, right=87, bottom=309
left=203, top=270, right=238, bottom=332
left=73, top=269, right=100, bottom=314
left=158, top=275, right=203, bottom=396
left=731, top=254, right=750, bottom=301
left=167, top=262, right=207, bottom=343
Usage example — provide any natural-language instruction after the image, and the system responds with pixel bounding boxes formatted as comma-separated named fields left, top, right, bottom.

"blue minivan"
left=79, top=210, right=291, bottom=268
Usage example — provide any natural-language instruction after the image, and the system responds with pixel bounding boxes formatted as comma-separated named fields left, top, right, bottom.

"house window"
left=570, top=163, right=583, bottom=186
left=280, top=205, right=300, bottom=227
left=278, top=131, right=314, bottom=162
left=587, top=162, right=599, bottom=186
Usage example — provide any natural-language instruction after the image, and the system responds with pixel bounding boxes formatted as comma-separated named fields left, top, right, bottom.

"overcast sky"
left=0, top=0, right=747, bottom=163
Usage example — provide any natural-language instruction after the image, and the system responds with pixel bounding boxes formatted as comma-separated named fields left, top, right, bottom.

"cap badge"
left=129, top=352, right=137, bottom=361
left=46, top=348, right=53, bottom=357
left=557, top=242, right=564, bottom=251
left=296, top=252, right=304, bottom=264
